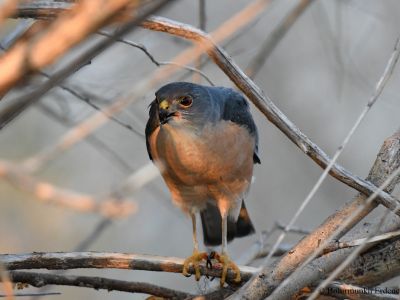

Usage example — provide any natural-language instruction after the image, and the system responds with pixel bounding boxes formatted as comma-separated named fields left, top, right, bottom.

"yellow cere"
left=159, top=99, right=169, bottom=110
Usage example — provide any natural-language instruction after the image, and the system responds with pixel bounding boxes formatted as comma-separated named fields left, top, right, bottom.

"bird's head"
left=154, top=82, right=218, bottom=128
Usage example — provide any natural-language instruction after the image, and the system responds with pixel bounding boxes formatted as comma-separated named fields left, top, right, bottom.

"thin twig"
left=7, top=271, right=193, bottom=299
left=37, top=102, right=135, bottom=174
left=193, top=0, right=206, bottom=83
left=321, top=229, right=400, bottom=255
left=246, top=0, right=316, bottom=78
left=0, top=293, right=61, bottom=298
left=39, top=70, right=145, bottom=137
left=97, top=30, right=215, bottom=86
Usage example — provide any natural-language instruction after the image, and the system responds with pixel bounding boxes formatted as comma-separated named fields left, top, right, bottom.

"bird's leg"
left=182, top=213, right=208, bottom=280
left=214, top=213, right=241, bottom=286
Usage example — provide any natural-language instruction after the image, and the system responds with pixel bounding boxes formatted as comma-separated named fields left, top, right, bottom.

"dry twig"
left=246, top=0, right=316, bottom=78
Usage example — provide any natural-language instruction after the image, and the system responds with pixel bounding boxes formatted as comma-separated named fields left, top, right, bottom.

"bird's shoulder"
left=208, top=86, right=261, bottom=164
left=208, top=87, right=256, bottom=135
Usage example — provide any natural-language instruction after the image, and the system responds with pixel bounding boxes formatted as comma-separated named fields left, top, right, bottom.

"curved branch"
left=97, top=30, right=215, bottom=86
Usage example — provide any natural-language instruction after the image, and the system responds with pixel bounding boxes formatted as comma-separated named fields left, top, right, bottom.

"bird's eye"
left=179, top=96, right=193, bottom=107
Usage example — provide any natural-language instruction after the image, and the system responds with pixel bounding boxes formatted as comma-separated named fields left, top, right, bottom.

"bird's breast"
left=149, top=121, right=255, bottom=186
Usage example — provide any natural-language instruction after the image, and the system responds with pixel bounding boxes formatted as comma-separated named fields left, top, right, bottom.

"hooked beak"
left=159, top=109, right=177, bottom=124
left=158, top=99, right=177, bottom=125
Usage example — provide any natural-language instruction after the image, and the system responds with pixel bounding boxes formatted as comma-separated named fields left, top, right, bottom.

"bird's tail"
left=200, top=201, right=255, bottom=246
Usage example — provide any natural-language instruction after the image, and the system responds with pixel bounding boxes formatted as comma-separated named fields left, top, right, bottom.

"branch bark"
left=1, top=252, right=258, bottom=284
left=338, top=238, right=400, bottom=287
left=7, top=271, right=193, bottom=299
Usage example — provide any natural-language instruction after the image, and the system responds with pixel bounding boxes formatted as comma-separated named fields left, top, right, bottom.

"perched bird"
left=145, top=82, right=260, bottom=285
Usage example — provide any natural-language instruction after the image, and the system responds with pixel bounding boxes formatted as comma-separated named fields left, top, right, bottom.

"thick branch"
left=7, top=271, right=193, bottom=299
left=1, top=252, right=257, bottom=284
left=264, top=130, right=400, bottom=299
left=338, top=238, right=400, bottom=287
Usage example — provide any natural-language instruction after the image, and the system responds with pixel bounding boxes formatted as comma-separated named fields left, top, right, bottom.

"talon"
left=213, top=252, right=241, bottom=286
left=206, top=256, right=213, bottom=269
left=182, top=251, right=208, bottom=281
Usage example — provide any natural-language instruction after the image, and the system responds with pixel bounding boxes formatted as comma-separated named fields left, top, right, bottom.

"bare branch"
left=321, top=230, right=400, bottom=255
left=0, top=160, right=136, bottom=218
left=7, top=271, right=193, bottom=299
left=1, top=252, right=258, bottom=284
left=0, top=293, right=61, bottom=298
left=338, top=238, right=400, bottom=287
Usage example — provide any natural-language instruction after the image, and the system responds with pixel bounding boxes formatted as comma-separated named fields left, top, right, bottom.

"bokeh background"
left=1, top=0, right=400, bottom=299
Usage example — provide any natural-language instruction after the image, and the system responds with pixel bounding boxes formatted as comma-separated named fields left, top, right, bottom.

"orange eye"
left=179, top=96, right=193, bottom=107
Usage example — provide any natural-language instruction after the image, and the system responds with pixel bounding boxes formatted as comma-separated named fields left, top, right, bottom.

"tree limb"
left=7, top=271, right=193, bottom=299
left=1, top=252, right=258, bottom=284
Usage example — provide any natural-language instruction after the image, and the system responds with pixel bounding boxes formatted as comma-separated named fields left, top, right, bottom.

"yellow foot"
left=182, top=251, right=208, bottom=281
left=211, top=252, right=241, bottom=286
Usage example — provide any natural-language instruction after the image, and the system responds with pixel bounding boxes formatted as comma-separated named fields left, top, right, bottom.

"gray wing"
left=210, top=87, right=261, bottom=164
